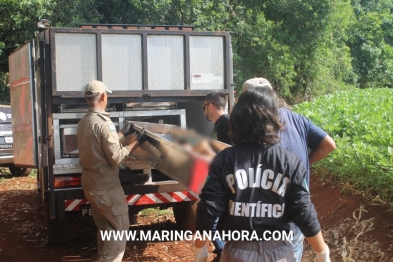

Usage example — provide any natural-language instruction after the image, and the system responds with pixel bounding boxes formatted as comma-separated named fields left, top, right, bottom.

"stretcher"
left=123, top=121, right=231, bottom=194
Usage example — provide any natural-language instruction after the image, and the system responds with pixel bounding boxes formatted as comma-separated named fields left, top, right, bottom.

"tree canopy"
left=1, top=0, right=393, bottom=102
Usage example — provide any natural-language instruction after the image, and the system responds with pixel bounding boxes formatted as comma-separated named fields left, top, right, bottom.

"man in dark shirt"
left=242, top=77, right=336, bottom=262
left=201, top=91, right=231, bottom=257
left=203, top=91, right=231, bottom=145
left=194, top=88, right=331, bottom=262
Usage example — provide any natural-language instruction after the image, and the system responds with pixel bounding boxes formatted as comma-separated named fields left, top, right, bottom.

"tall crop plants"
left=295, top=88, right=393, bottom=201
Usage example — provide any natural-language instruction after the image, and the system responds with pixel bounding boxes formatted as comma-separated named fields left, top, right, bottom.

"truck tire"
left=45, top=200, right=70, bottom=246
left=173, top=201, right=198, bottom=232
left=9, top=165, right=31, bottom=176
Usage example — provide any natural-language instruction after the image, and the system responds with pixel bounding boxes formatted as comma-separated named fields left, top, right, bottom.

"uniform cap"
left=242, top=77, right=272, bottom=92
left=84, top=80, right=112, bottom=97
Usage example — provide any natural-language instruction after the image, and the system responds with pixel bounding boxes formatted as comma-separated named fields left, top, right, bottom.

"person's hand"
left=121, top=123, right=136, bottom=136
left=125, top=133, right=137, bottom=145
left=316, top=244, right=330, bottom=262
left=136, top=128, right=148, bottom=144
left=194, top=245, right=208, bottom=262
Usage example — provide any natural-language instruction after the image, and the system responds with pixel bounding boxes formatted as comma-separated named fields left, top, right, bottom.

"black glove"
left=121, top=123, right=136, bottom=136
left=136, top=128, right=148, bottom=144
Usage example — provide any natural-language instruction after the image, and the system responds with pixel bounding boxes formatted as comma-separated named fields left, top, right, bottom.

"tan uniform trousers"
left=220, top=240, right=295, bottom=262
left=84, top=186, right=130, bottom=262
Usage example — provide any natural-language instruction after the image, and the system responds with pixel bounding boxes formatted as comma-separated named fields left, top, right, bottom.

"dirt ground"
left=0, top=171, right=392, bottom=262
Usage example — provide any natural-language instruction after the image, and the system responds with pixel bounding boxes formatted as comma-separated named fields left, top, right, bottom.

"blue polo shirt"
left=278, top=108, right=327, bottom=186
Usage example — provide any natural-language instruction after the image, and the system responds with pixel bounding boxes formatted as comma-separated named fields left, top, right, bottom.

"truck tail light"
left=54, top=176, right=81, bottom=188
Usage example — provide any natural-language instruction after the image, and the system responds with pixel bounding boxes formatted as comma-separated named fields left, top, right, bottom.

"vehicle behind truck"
left=0, top=103, right=30, bottom=175
left=8, top=21, right=234, bottom=245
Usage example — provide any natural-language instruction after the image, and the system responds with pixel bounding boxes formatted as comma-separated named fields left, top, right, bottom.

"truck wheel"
left=173, top=201, right=198, bottom=232
left=45, top=200, right=70, bottom=246
left=9, top=165, right=31, bottom=176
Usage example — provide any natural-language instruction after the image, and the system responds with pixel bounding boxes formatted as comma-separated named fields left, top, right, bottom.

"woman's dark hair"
left=230, top=87, right=283, bottom=145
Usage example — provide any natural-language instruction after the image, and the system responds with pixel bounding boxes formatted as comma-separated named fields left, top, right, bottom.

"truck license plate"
left=4, top=137, right=13, bottom=143
left=80, top=204, right=92, bottom=216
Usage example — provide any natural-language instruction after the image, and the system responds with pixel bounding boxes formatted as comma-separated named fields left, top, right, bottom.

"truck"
left=8, top=20, right=234, bottom=245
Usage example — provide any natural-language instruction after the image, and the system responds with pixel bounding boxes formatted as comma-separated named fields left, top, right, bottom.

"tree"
left=349, top=0, right=393, bottom=88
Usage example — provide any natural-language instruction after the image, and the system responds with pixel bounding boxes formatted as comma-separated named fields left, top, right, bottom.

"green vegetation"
left=29, top=169, right=37, bottom=178
left=1, top=0, right=393, bottom=102
left=139, top=207, right=173, bottom=217
left=1, top=0, right=393, bottom=200
left=295, top=88, right=393, bottom=201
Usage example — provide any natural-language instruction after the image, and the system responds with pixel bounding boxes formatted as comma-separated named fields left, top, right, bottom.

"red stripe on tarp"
left=187, top=158, right=209, bottom=195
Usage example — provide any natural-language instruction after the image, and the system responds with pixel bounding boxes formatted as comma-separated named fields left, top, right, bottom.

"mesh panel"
left=147, top=35, right=184, bottom=90
left=190, top=36, right=224, bottom=90
left=102, top=34, right=142, bottom=90
left=55, top=34, right=97, bottom=92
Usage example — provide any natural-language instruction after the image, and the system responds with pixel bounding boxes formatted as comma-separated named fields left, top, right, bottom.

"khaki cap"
left=242, top=77, right=272, bottom=92
left=84, top=80, right=112, bottom=97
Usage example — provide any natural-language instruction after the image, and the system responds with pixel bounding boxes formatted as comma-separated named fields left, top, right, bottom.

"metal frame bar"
left=96, top=32, right=103, bottom=81
left=184, top=35, right=190, bottom=90
left=52, top=109, right=186, bottom=167
left=44, top=28, right=57, bottom=219
left=142, top=33, right=148, bottom=90
left=78, top=24, right=195, bottom=30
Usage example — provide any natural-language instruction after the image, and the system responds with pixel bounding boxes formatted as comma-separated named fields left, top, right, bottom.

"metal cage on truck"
left=8, top=22, right=234, bottom=245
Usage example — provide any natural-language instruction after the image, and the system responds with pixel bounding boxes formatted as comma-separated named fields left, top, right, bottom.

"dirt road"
left=0, top=172, right=392, bottom=262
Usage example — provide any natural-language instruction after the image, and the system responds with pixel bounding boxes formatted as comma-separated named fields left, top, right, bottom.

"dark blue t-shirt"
left=278, top=108, right=327, bottom=186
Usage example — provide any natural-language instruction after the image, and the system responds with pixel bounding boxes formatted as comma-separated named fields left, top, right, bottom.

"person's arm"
left=309, top=135, right=336, bottom=165
left=128, top=129, right=148, bottom=155
left=303, top=115, right=336, bottom=165
left=306, top=231, right=327, bottom=253
left=118, top=123, right=137, bottom=145
left=100, top=123, right=131, bottom=166
left=306, top=232, right=330, bottom=262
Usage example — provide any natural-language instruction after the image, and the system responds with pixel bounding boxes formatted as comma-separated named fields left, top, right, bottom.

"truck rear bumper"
left=0, top=155, right=14, bottom=165
left=52, top=181, right=199, bottom=212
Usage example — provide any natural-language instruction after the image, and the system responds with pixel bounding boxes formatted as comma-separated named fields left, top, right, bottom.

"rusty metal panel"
left=8, top=42, right=37, bottom=167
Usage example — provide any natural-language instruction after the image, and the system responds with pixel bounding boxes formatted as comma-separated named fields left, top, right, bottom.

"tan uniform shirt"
left=77, top=107, right=130, bottom=193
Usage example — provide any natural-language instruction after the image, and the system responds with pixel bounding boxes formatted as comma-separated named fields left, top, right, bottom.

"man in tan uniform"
left=77, top=80, right=146, bottom=262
